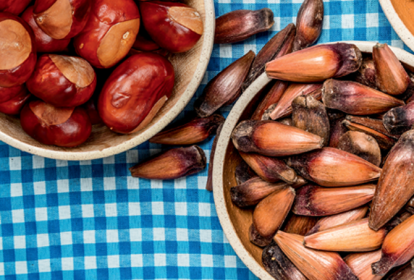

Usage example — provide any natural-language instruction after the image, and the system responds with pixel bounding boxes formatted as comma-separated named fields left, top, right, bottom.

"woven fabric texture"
left=0, top=0, right=409, bottom=279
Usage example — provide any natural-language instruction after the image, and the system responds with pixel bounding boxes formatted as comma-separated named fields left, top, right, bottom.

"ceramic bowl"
left=212, top=41, right=414, bottom=279
left=379, top=0, right=414, bottom=52
left=0, top=0, right=215, bottom=161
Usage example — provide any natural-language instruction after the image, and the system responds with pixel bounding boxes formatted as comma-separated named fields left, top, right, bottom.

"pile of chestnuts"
left=0, top=0, right=203, bottom=147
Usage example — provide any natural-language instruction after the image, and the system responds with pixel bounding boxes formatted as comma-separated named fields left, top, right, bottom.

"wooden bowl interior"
left=0, top=0, right=206, bottom=156
left=222, top=82, right=274, bottom=266
left=391, top=0, right=414, bottom=36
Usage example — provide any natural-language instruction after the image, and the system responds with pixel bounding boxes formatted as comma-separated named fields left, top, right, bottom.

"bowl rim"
left=379, top=0, right=414, bottom=52
left=212, top=41, right=414, bottom=280
left=0, top=0, right=215, bottom=161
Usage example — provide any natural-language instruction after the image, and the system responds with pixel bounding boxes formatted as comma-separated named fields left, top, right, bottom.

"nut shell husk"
left=242, top=23, right=295, bottom=90
left=129, top=145, right=206, bottom=180
left=232, top=120, right=324, bottom=157
left=372, top=214, right=414, bottom=276
left=343, top=119, right=396, bottom=150
left=337, top=131, right=381, bottom=166
left=274, top=231, right=358, bottom=280
left=195, top=51, right=255, bottom=118
left=253, top=187, right=295, bottom=239
left=306, top=206, right=368, bottom=235
left=292, top=94, right=330, bottom=146
left=355, top=58, right=378, bottom=89
left=304, top=218, right=387, bottom=252
left=373, top=43, right=410, bottom=95
left=234, top=160, right=257, bottom=185
left=265, top=43, right=362, bottom=82
left=288, top=147, right=382, bottom=187
left=251, top=81, right=289, bottom=120
left=214, top=9, right=274, bottom=44
left=262, top=243, right=307, bottom=280
left=322, top=79, right=404, bottom=115
left=345, top=250, right=382, bottom=280
left=369, top=130, right=414, bottom=231
left=150, top=114, right=224, bottom=145
left=231, top=177, right=292, bottom=208
left=384, top=260, right=414, bottom=280
left=239, top=151, right=297, bottom=184
left=292, top=184, right=375, bottom=216
left=268, top=83, right=322, bottom=120
left=283, top=213, right=318, bottom=236
left=292, top=0, right=324, bottom=51
left=383, top=102, right=414, bottom=135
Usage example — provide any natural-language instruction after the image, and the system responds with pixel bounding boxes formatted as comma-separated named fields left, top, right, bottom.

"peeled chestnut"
left=98, top=52, right=175, bottom=134
left=20, top=100, right=92, bottom=147
left=27, top=54, right=96, bottom=108
left=0, top=87, right=30, bottom=115
left=0, top=0, right=31, bottom=15
left=33, top=0, right=92, bottom=40
left=0, top=12, right=37, bottom=87
left=22, top=6, right=71, bottom=53
left=74, top=0, right=140, bottom=68
left=140, top=1, right=203, bottom=53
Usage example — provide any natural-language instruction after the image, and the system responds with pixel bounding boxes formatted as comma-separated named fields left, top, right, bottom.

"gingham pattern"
left=0, top=1, right=410, bottom=279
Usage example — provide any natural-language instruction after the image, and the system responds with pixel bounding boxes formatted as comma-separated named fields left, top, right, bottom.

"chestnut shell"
left=21, top=6, right=71, bottom=53
left=98, top=52, right=175, bottom=134
left=33, top=0, right=92, bottom=39
left=73, top=0, right=140, bottom=68
left=0, top=12, right=37, bottom=87
left=0, top=0, right=31, bottom=15
left=140, top=1, right=202, bottom=53
left=26, top=54, right=97, bottom=108
left=20, top=101, right=92, bottom=147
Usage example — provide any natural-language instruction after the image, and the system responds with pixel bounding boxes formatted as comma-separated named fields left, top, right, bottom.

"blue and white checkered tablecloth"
left=0, top=0, right=411, bottom=279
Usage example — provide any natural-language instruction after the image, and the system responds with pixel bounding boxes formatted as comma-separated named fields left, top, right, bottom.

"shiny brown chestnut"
left=140, top=1, right=203, bottom=53
left=0, top=12, right=37, bottom=87
left=26, top=54, right=96, bottom=108
left=0, top=0, right=31, bottom=15
left=98, top=52, right=175, bottom=134
left=33, top=0, right=92, bottom=40
left=0, top=84, right=26, bottom=103
left=20, top=100, right=92, bottom=147
left=83, top=95, right=102, bottom=125
left=74, top=0, right=140, bottom=69
left=0, top=87, right=30, bottom=115
left=22, top=6, right=71, bottom=53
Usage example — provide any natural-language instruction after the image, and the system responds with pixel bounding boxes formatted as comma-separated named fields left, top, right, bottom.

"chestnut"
left=74, top=0, right=140, bottom=68
left=83, top=94, right=102, bottom=125
left=33, top=0, right=92, bottom=40
left=140, top=1, right=203, bottom=53
left=22, top=6, right=71, bottom=53
left=0, top=0, right=31, bottom=15
left=0, top=84, right=27, bottom=103
left=98, top=52, right=175, bottom=134
left=130, top=26, right=169, bottom=57
left=0, top=88, right=30, bottom=115
left=0, top=12, right=37, bottom=87
left=26, top=54, right=97, bottom=108
left=20, top=100, right=92, bottom=147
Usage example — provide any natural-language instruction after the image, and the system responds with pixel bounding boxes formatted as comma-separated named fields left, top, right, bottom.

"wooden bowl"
left=212, top=41, right=414, bottom=279
left=379, top=0, right=414, bottom=52
left=0, top=0, right=215, bottom=161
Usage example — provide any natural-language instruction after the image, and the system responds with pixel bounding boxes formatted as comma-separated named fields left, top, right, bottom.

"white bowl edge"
left=212, top=41, right=414, bottom=279
left=0, top=0, right=215, bottom=161
left=379, top=0, right=414, bottom=52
